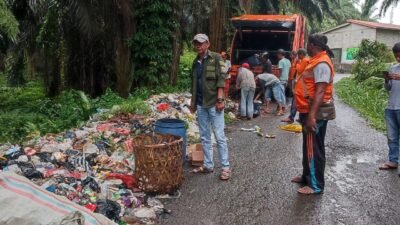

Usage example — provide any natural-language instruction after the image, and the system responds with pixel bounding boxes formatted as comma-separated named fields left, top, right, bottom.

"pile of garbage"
left=0, top=92, right=240, bottom=224
left=146, top=93, right=238, bottom=143
left=0, top=113, right=170, bottom=224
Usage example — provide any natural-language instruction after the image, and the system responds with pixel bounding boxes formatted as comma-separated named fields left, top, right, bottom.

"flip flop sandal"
left=281, top=118, right=294, bottom=123
left=191, top=166, right=214, bottom=174
left=297, top=186, right=321, bottom=195
left=219, top=169, right=231, bottom=181
left=379, top=162, right=398, bottom=170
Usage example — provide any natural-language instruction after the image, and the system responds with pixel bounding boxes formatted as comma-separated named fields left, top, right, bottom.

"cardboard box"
left=188, top=143, right=204, bottom=166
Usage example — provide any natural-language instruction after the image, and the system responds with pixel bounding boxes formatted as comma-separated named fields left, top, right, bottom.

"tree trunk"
left=209, top=0, right=227, bottom=53
left=169, top=0, right=184, bottom=85
left=115, top=2, right=135, bottom=98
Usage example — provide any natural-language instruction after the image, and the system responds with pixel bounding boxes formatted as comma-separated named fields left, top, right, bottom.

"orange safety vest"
left=295, top=51, right=334, bottom=113
left=295, top=57, right=309, bottom=76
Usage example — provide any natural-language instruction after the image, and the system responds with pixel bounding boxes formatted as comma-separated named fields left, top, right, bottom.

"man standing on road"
left=292, top=34, right=335, bottom=194
left=282, top=48, right=310, bottom=123
left=379, top=42, right=400, bottom=171
left=277, top=49, right=291, bottom=112
left=190, top=33, right=231, bottom=181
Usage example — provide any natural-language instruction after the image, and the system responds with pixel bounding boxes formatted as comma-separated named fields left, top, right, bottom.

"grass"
left=335, top=76, right=387, bottom=131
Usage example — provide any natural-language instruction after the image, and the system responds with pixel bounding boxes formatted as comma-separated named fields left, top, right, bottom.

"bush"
left=352, top=39, right=395, bottom=82
left=176, top=49, right=196, bottom=92
left=335, top=77, right=387, bottom=130
left=92, top=88, right=125, bottom=109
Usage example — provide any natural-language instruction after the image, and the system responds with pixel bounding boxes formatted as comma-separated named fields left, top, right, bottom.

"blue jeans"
left=196, top=105, right=230, bottom=169
left=240, top=87, right=255, bottom=118
left=265, top=83, right=285, bottom=106
left=385, top=109, right=400, bottom=164
left=289, top=97, right=297, bottom=120
left=289, top=80, right=297, bottom=120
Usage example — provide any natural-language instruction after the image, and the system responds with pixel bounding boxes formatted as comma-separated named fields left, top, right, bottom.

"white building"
left=322, top=19, right=400, bottom=70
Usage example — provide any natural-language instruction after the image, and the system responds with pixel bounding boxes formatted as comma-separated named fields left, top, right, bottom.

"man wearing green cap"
left=190, top=33, right=231, bottom=181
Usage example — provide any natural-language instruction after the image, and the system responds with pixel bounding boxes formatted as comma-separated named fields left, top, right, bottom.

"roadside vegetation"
left=0, top=51, right=194, bottom=144
left=335, top=39, right=396, bottom=131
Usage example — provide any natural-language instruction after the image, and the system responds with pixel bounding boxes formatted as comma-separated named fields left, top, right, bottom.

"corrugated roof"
left=346, top=19, right=400, bottom=30
left=323, top=19, right=400, bottom=34
left=322, top=23, right=351, bottom=34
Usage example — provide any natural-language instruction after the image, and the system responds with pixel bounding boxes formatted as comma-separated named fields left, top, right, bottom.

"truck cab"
left=229, top=14, right=306, bottom=83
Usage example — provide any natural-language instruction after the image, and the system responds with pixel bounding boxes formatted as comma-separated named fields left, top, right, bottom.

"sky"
left=378, top=1, right=400, bottom=25
left=357, top=0, right=400, bottom=25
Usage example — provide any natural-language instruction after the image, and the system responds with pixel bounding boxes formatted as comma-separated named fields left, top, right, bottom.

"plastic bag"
left=95, top=199, right=121, bottom=222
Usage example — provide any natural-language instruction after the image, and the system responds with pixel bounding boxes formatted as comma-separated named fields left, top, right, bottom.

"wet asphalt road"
left=158, top=74, right=400, bottom=225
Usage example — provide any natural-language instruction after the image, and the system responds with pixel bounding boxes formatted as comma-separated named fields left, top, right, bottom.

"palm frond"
left=0, top=0, right=19, bottom=42
left=380, top=0, right=399, bottom=16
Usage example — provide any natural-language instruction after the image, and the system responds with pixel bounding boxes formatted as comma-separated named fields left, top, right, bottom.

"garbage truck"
left=228, top=14, right=306, bottom=89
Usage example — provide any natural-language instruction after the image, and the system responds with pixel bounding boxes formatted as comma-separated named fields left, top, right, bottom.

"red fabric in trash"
left=157, top=103, right=170, bottom=111
left=105, top=173, right=137, bottom=189
left=85, top=203, right=97, bottom=212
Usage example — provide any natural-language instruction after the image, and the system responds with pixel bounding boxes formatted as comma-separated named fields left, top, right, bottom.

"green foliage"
left=0, top=112, right=50, bottom=143
left=36, top=9, right=59, bottom=50
left=38, top=90, right=94, bottom=127
left=5, top=53, right=26, bottom=86
left=130, top=0, right=178, bottom=87
left=111, top=98, right=151, bottom=116
left=92, top=88, right=125, bottom=109
left=0, top=0, right=19, bottom=42
left=335, top=76, right=387, bottom=130
left=352, top=39, right=395, bottom=81
left=0, top=80, right=45, bottom=112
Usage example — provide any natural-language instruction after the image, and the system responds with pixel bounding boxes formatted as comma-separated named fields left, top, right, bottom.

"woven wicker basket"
left=133, top=133, right=183, bottom=194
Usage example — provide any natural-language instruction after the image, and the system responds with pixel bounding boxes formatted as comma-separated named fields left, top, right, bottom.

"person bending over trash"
left=254, top=69, right=285, bottom=116
left=236, top=63, right=256, bottom=120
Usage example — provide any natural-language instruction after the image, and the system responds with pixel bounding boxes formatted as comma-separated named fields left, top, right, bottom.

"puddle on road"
left=327, top=152, right=379, bottom=194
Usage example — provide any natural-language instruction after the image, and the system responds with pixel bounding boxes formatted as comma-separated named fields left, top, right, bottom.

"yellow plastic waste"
left=279, top=124, right=302, bottom=133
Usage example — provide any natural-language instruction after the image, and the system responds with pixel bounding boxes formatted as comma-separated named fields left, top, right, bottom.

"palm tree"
left=3, top=0, right=137, bottom=97
left=380, top=0, right=399, bottom=15
left=360, top=0, right=380, bottom=20
left=0, top=0, right=19, bottom=44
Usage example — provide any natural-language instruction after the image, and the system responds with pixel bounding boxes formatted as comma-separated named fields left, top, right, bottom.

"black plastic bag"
left=36, top=152, right=54, bottom=163
left=17, top=162, right=43, bottom=179
left=95, top=199, right=121, bottom=222
left=82, top=176, right=100, bottom=192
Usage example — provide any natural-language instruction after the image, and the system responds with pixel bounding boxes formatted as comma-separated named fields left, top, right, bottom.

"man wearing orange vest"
left=291, top=34, right=335, bottom=195
left=282, top=48, right=310, bottom=123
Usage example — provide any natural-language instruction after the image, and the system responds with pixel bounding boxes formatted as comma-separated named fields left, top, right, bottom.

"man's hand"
left=389, top=73, right=400, bottom=80
left=305, top=116, right=316, bottom=133
left=216, top=101, right=225, bottom=112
